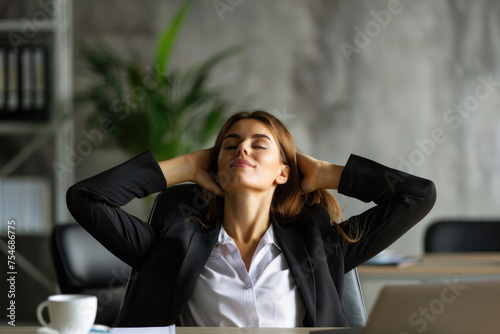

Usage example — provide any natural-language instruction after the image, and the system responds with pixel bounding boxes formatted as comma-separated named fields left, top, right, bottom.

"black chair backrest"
left=424, top=220, right=500, bottom=253
left=51, top=224, right=131, bottom=326
left=147, top=183, right=210, bottom=231
left=343, top=267, right=368, bottom=327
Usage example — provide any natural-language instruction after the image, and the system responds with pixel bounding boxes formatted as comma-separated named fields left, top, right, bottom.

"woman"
left=67, top=110, right=436, bottom=328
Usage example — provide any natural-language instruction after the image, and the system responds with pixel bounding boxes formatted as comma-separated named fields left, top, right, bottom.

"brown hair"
left=194, top=110, right=360, bottom=243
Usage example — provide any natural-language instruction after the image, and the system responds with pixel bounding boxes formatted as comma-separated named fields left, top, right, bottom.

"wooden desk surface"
left=358, top=252, right=500, bottom=280
left=0, top=327, right=356, bottom=334
left=7, top=254, right=498, bottom=333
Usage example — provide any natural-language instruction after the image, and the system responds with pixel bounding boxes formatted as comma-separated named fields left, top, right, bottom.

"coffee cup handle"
left=36, top=300, right=51, bottom=328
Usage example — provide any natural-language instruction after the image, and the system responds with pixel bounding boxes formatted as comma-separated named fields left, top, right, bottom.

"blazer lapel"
left=272, top=214, right=317, bottom=326
left=168, top=213, right=318, bottom=325
left=168, top=220, right=220, bottom=322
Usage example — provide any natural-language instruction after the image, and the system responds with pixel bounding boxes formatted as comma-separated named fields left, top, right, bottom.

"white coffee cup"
left=37, top=294, right=97, bottom=334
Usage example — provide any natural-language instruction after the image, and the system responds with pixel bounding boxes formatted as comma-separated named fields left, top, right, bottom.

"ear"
left=275, top=164, right=290, bottom=185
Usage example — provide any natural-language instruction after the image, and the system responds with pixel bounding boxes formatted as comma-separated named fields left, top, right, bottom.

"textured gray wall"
left=72, top=0, right=500, bottom=255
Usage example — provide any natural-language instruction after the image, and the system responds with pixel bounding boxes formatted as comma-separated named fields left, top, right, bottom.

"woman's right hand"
left=158, top=147, right=225, bottom=197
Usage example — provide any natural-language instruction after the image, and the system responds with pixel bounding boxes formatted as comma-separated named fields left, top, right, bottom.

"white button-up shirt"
left=179, top=224, right=306, bottom=327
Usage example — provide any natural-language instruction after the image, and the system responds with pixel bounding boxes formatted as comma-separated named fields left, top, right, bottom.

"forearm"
left=66, top=150, right=164, bottom=268
left=338, top=154, right=436, bottom=204
left=68, top=151, right=166, bottom=207
left=296, top=151, right=345, bottom=192
left=320, top=162, right=344, bottom=190
left=340, top=154, right=436, bottom=271
left=158, top=148, right=223, bottom=196
left=158, top=155, right=191, bottom=187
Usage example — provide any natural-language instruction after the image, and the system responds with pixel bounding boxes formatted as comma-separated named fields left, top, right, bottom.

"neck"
left=222, top=189, right=274, bottom=244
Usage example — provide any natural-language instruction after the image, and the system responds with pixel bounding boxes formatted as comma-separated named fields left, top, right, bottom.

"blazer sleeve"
left=337, top=154, right=437, bottom=273
left=66, top=150, right=167, bottom=270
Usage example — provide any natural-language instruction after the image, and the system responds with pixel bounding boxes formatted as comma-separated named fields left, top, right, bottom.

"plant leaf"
left=155, top=0, right=191, bottom=74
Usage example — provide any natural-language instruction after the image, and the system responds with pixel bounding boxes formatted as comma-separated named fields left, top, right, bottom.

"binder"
left=21, top=47, right=32, bottom=110
left=0, top=47, right=5, bottom=110
left=7, top=48, right=18, bottom=111
left=0, top=44, right=49, bottom=120
left=34, top=46, right=46, bottom=110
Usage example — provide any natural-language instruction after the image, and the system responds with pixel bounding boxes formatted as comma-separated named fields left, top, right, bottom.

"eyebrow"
left=223, top=133, right=272, bottom=142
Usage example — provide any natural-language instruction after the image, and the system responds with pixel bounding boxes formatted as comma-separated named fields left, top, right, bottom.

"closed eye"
left=223, top=146, right=266, bottom=149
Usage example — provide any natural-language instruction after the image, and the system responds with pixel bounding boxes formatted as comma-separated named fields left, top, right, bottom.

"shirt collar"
left=218, top=223, right=282, bottom=251
left=217, top=225, right=232, bottom=245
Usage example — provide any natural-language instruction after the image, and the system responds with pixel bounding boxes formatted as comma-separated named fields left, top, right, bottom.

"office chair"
left=53, top=183, right=367, bottom=327
left=343, top=267, right=368, bottom=327
left=51, top=224, right=131, bottom=326
left=424, top=220, right=500, bottom=253
left=0, top=235, right=57, bottom=325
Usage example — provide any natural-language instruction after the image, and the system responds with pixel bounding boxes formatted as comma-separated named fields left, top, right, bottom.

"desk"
left=358, top=252, right=500, bottom=314
left=0, top=327, right=358, bottom=334
left=358, top=252, right=500, bottom=280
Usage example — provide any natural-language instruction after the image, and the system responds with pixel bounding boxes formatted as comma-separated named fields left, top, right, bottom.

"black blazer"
left=66, top=151, right=436, bottom=327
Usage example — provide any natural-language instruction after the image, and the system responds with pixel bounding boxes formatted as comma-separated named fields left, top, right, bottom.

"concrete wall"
left=71, top=0, right=500, bottom=256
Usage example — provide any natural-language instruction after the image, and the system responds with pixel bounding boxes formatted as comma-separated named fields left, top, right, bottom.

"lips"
left=230, top=159, right=255, bottom=168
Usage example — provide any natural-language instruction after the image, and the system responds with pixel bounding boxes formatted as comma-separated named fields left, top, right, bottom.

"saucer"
left=37, top=328, right=59, bottom=334
left=37, top=325, right=111, bottom=333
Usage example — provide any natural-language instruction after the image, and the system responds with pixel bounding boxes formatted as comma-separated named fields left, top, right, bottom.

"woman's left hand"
left=297, top=152, right=344, bottom=193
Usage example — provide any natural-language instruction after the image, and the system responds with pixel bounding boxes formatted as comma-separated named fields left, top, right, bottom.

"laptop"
left=314, top=279, right=500, bottom=334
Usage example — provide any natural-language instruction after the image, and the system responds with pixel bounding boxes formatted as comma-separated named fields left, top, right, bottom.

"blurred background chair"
left=0, top=235, right=57, bottom=325
left=52, top=183, right=367, bottom=327
left=51, top=224, right=131, bottom=326
left=424, top=220, right=500, bottom=253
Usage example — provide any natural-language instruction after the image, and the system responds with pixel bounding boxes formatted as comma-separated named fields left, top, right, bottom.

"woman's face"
left=217, top=119, right=289, bottom=193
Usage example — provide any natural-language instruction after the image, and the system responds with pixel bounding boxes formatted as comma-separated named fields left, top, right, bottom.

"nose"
left=236, top=142, right=249, bottom=156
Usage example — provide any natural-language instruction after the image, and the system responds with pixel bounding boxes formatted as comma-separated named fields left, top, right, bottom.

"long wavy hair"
left=193, top=110, right=360, bottom=243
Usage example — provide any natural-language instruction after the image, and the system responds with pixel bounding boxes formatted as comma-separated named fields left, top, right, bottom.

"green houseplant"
left=76, top=0, right=248, bottom=161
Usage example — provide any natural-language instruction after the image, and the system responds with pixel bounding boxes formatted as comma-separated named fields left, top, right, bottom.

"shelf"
left=0, top=20, right=55, bottom=33
left=0, top=0, right=74, bottom=224
left=0, top=121, right=52, bottom=135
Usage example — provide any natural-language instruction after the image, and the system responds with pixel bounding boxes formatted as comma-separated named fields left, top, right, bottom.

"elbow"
left=66, top=184, right=77, bottom=217
left=419, top=179, right=437, bottom=217
left=66, top=183, right=85, bottom=221
left=66, top=182, right=96, bottom=231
